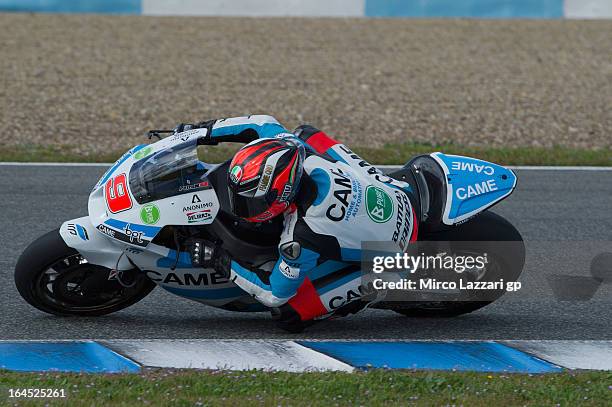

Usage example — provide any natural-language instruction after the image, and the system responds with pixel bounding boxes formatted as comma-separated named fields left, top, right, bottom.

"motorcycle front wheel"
left=15, top=229, right=156, bottom=316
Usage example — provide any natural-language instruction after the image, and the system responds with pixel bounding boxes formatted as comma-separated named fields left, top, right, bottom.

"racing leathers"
left=201, top=115, right=420, bottom=323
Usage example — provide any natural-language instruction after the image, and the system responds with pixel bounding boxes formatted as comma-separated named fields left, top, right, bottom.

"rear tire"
left=381, top=211, right=524, bottom=318
left=15, top=229, right=156, bottom=316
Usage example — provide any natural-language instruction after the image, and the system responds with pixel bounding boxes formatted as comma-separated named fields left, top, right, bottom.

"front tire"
left=15, top=229, right=156, bottom=316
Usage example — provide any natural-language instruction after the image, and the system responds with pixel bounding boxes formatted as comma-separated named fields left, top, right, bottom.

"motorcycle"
left=15, top=127, right=525, bottom=329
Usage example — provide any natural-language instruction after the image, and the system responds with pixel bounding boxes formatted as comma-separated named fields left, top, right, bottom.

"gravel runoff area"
left=0, top=14, right=610, bottom=156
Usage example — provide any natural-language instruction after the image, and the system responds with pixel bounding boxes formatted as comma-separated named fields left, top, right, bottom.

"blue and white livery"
left=431, top=152, right=517, bottom=225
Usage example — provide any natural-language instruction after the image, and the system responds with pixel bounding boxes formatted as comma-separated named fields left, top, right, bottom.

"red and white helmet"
left=227, top=137, right=305, bottom=222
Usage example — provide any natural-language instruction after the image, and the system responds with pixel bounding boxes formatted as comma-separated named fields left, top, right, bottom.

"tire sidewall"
left=14, top=229, right=155, bottom=316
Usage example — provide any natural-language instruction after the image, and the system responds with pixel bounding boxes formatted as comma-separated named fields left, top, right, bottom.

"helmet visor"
left=228, top=187, right=271, bottom=220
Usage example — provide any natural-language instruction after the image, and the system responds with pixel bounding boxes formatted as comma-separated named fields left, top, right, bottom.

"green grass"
left=0, top=145, right=120, bottom=164
left=1, top=369, right=612, bottom=406
left=1, top=143, right=611, bottom=166
left=0, top=144, right=242, bottom=164
left=359, top=143, right=612, bottom=166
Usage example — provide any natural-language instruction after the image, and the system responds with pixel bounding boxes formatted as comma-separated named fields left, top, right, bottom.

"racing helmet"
left=227, top=137, right=305, bottom=222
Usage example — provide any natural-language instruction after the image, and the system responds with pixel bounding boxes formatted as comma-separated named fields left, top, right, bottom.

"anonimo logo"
left=365, top=185, right=394, bottom=223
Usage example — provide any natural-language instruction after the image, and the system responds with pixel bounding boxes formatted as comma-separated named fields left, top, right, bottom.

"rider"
left=184, top=115, right=420, bottom=330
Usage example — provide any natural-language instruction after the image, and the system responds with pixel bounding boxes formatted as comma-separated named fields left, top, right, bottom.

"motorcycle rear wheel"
left=15, top=229, right=156, bottom=316
left=379, top=211, right=524, bottom=318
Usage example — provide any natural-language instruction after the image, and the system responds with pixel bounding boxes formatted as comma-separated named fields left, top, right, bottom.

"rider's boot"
left=270, top=304, right=317, bottom=333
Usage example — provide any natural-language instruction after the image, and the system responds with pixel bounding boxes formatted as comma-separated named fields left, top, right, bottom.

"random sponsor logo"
left=279, top=184, right=293, bottom=202
left=365, top=185, right=394, bottom=223
left=258, top=165, right=273, bottom=192
left=67, top=224, right=77, bottom=236
left=104, top=173, right=132, bottom=213
left=133, top=146, right=153, bottom=160
left=280, top=241, right=301, bottom=260
left=229, top=165, right=243, bottom=184
left=67, top=223, right=89, bottom=241
left=97, top=223, right=149, bottom=247
left=76, top=224, right=89, bottom=240
left=182, top=201, right=214, bottom=212
left=279, top=260, right=300, bottom=279
left=183, top=194, right=215, bottom=221
left=338, top=145, right=379, bottom=175
left=337, top=144, right=411, bottom=191
left=178, top=181, right=210, bottom=192
left=170, top=129, right=198, bottom=142
left=392, top=190, right=413, bottom=251
left=123, top=224, right=144, bottom=244
left=140, top=204, right=160, bottom=225
left=186, top=209, right=212, bottom=223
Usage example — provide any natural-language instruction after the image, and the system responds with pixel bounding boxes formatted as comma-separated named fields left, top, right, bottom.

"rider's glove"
left=184, top=239, right=231, bottom=278
left=173, top=120, right=218, bottom=145
left=173, top=123, right=195, bottom=134
left=196, top=119, right=218, bottom=145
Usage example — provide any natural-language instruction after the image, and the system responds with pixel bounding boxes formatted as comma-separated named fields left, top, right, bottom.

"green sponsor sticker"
left=140, top=204, right=160, bottom=225
left=365, top=185, right=394, bottom=223
left=133, top=146, right=153, bottom=160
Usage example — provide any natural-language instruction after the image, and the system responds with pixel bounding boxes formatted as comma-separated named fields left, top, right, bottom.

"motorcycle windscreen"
left=129, top=139, right=214, bottom=204
left=430, top=152, right=517, bottom=225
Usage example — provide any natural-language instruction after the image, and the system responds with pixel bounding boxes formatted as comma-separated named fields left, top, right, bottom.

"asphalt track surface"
left=1, top=165, right=611, bottom=340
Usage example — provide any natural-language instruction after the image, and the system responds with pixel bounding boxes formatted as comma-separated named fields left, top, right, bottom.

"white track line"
left=505, top=340, right=612, bottom=370
left=0, top=162, right=114, bottom=167
left=5, top=339, right=612, bottom=371
left=101, top=339, right=354, bottom=372
left=1, top=162, right=611, bottom=171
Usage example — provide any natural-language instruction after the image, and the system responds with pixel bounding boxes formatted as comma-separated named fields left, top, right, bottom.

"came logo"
left=365, top=185, right=393, bottom=223
left=140, top=204, right=160, bottom=225
left=325, top=168, right=353, bottom=222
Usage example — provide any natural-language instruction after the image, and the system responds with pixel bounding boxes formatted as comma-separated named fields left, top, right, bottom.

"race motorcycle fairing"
left=60, top=129, right=253, bottom=308
left=90, top=129, right=219, bottom=244
left=430, top=152, right=517, bottom=225
left=16, top=121, right=525, bottom=330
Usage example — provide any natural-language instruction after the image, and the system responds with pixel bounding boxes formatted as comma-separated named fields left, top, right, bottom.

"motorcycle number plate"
left=104, top=173, right=133, bottom=214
